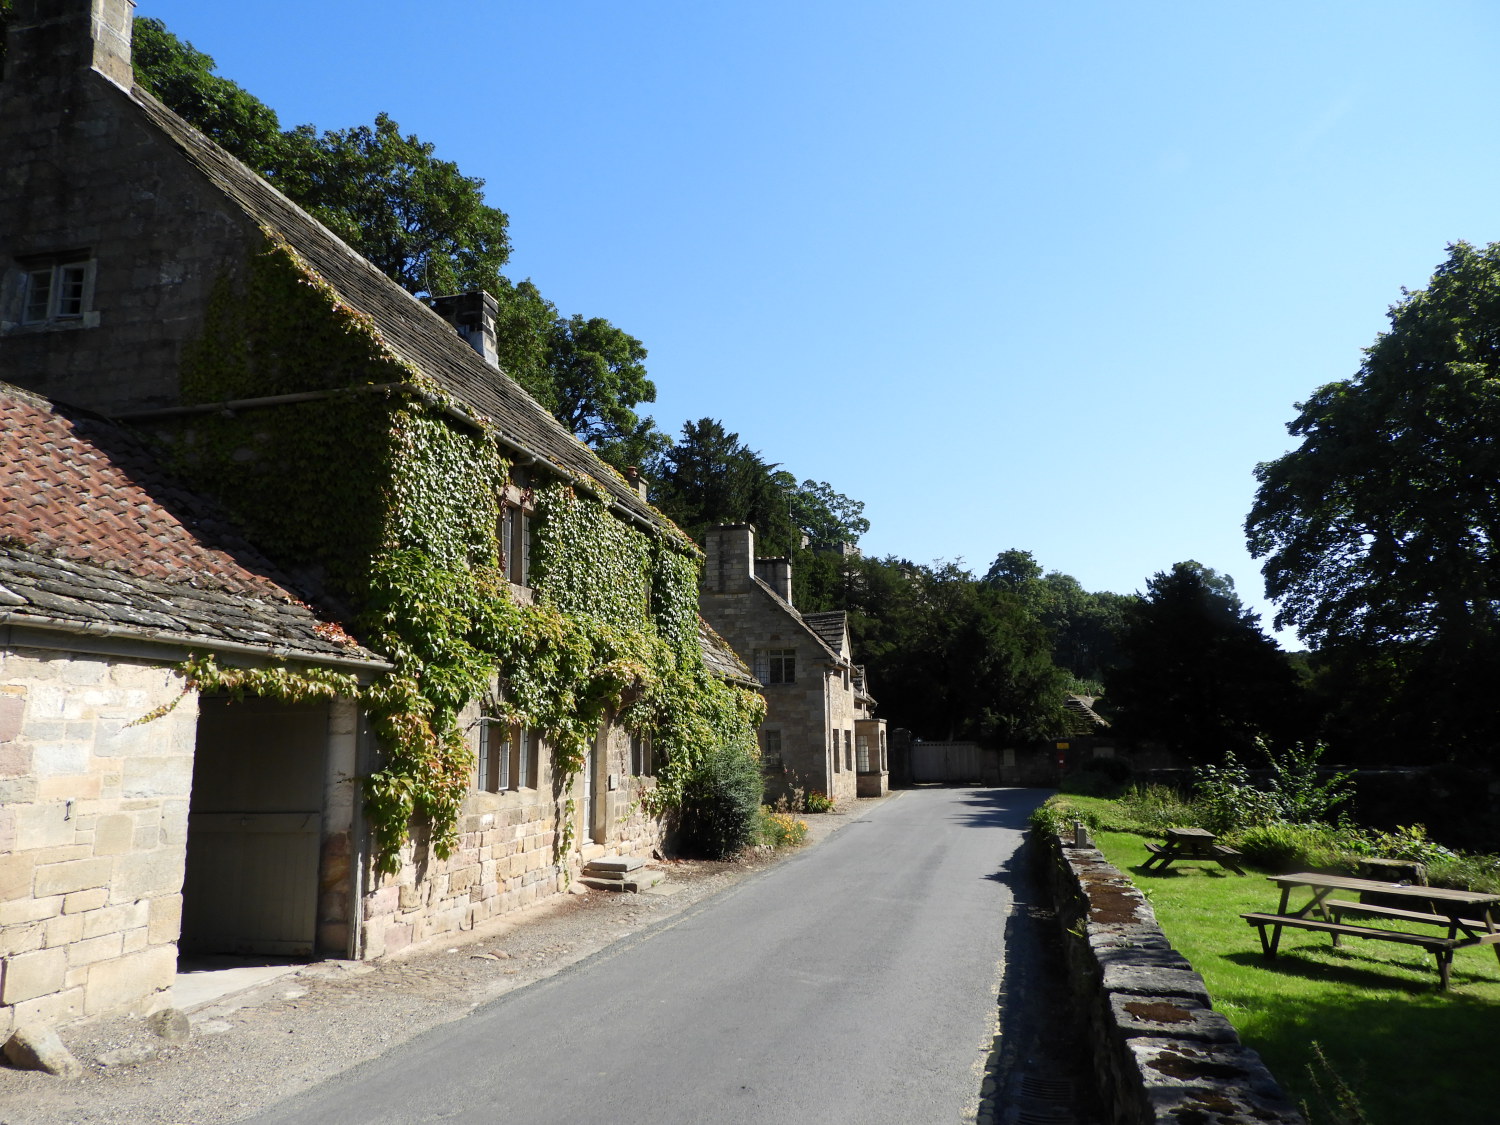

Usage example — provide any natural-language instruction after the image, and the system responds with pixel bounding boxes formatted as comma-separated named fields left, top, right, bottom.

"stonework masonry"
left=0, top=645, right=196, bottom=1038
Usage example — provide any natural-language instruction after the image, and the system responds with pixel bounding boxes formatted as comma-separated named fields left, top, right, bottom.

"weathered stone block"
left=0, top=852, right=37, bottom=903
left=3, top=1023, right=83, bottom=1077
left=66, top=931, right=124, bottom=967
left=83, top=944, right=176, bottom=1015
left=0, top=946, right=67, bottom=1004
left=45, top=912, right=84, bottom=948
left=63, top=887, right=109, bottom=914
left=34, top=856, right=113, bottom=898
left=147, top=895, right=181, bottom=945
left=92, top=813, right=135, bottom=855
left=121, top=755, right=192, bottom=799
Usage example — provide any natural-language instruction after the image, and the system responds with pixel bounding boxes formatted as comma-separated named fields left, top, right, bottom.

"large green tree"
left=1103, top=562, right=1306, bottom=760
left=1248, top=241, right=1500, bottom=758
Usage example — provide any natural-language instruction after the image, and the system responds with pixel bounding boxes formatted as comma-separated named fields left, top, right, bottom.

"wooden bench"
left=1141, top=832, right=1246, bottom=875
left=1242, top=911, right=1461, bottom=987
left=1323, top=899, right=1491, bottom=933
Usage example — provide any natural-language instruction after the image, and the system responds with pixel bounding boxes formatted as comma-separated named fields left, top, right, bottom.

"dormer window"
left=10, top=255, right=97, bottom=329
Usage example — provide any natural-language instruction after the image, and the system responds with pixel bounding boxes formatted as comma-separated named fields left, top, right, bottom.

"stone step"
left=578, top=868, right=666, bottom=894
left=585, top=855, right=645, bottom=874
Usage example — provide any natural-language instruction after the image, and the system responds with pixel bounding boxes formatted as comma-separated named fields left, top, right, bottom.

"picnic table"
left=1242, top=872, right=1500, bottom=989
left=1140, top=826, right=1246, bottom=875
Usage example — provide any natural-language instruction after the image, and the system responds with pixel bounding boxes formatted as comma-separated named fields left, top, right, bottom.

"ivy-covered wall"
left=156, top=233, right=765, bottom=875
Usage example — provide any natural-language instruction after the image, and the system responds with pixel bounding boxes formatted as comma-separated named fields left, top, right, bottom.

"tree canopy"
left=1103, top=562, right=1305, bottom=760
left=1248, top=241, right=1500, bottom=758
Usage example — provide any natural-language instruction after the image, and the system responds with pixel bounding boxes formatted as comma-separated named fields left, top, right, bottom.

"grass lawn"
left=1092, top=830, right=1500, bottom=1125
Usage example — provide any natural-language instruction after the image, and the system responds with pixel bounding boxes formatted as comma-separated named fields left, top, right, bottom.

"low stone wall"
left=1039, top=833, right=1306, bottom=1124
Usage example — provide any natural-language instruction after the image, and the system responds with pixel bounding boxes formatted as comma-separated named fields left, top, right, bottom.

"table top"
left=1165, top=826, right=1216, bottom=841
left=1268, top=872, right=1500, bottom=907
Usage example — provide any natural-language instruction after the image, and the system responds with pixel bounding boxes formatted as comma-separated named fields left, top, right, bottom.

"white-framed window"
left=856, top=733, right=870, bottom=773
left=499, top=468, right=534, bottom=587
left=631, top=731, right=653, bottom=777
left=755, top=648, right=796, bottom=685
left=475, top=719, right=539, bottom=792
left=761, top=728, right=783, bottom=769
left=12, top=256, right=96, bottom=328
left=477, top=715, right=511, bottom=793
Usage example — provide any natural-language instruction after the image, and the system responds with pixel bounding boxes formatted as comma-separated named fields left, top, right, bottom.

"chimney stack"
left=430, top=291, right=500, bottom=368
left=755, top=557, right=793, bottom=604
left=702, top=525, right=755, bottom=595
left=3, top=0, right=135, bottom=91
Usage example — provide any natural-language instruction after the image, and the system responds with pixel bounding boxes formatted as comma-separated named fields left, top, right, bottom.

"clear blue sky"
left=136, top=1, right=1500, bottom=646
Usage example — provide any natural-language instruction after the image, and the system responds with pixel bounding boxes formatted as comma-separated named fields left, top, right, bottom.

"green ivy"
left=156, top=233, right=765, bottom=875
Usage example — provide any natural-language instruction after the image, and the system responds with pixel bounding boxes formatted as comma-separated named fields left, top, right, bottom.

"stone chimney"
left=3, top=0, right=135, bottom=92
left=702, top=525, right=755, bottom=595
left=429, top=291, right=499, bottom=368
left=755, top=557, right=793, bottom=605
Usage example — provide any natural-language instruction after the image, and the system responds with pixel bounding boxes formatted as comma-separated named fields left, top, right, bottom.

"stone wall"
left=0, top=646, right=195, bottom=1038
left=0, top=60, right=261, bottom=415
left=1039, top=832, right=1305, bottom=1124
left=358, top=707, right=663, bottom=959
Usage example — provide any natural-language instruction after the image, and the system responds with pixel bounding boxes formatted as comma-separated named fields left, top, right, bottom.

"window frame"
left=761, top=728, right=783, bottom=769
left=10, top=255, right=97, bottom=330
left=499, top=469, right=535, bottom=588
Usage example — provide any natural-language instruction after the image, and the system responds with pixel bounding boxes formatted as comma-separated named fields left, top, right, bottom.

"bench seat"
left=1323, top=899, right=1491, bottom=931
left=1242, top=911, right=1459, bottom=987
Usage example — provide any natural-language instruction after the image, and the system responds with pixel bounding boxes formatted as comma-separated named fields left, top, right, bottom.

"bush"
left=756, top=807, right=809, bottom=849
left=1192, top=752, right=1280, bottom=835
left=1233, top=822, right=1350, bottom=873
left=1265, top=741, right=1355, bottom=825
left=676, top=742, right=764, bottom=858
left=804, top=790, right=836, bottom=813
left=1118, top=783, right=1200, bottom=834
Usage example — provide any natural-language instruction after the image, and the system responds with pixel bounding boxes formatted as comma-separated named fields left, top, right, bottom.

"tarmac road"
left=242, top=786, right=1050, bottom=1125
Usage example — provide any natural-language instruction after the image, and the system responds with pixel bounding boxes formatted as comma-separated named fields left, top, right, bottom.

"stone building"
left=699, top=525, right=888, bottom=804
left=0, top=382, right=388, bottom=1036
left=0, top=0, right=759, bottom=1036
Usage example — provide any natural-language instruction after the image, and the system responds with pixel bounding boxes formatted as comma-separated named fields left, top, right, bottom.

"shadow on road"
left=973, top=798, right=1104, bottom=1125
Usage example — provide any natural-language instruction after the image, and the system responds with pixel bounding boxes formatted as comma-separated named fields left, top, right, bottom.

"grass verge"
left=1091, top=830, right=1500, bottom=1125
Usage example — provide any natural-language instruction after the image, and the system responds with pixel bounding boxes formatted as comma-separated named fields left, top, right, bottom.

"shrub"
left=756, top=807, right=808, bottom=849
left=804, top=790, right=836, bottom=813
left=1233, top=822, right=1349, bottom=873
left=1265, top=740, right=1355, bottom=825
left=1118, top=783, right=1200, bottom=834
left=1192, top=752, right=1280, bottom=835
left=1428, top=852, right=1500, bottom=895
left=676, top=742, right=764, bottom=858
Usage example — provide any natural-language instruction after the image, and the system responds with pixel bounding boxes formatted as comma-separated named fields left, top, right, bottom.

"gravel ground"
left=0, top=799, right=889, bottom=1125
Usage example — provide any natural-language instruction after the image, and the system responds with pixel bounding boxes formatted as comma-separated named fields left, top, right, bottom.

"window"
left=844, top=730, right=853, bottom=771
left=880, top=729, right=888, bottom=772
left=14, top=256, right=95, bottom=328
left=856, top=733, right=870, bottom=773
left=755, top=648, right=796, bottom=685
left=514, top=727, right=538, bottom=789
left=499, top=470, right=534, bottom=587
left=831, top=731, right=841, bottom=772
left=475, top=718, right=539, bottom=792
left=761, top=729, right=783, bottom=769
left=631, top=731, right=653, bottom=777
left=477, top=716, right=511, bottom=793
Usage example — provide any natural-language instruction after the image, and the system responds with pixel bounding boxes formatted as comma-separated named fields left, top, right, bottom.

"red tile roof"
left=1, top=382, right=287, bottom=599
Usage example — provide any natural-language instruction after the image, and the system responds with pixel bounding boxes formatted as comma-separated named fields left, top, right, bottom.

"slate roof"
left=800, top=611, right=848, bottom=659
left=0, top=382, right=382, bottom=665
left=127, top=87, right=676, bottom=539
left=1063, top=694, right=1110, bottom=732
left=698, top=618, right=759, bottom=688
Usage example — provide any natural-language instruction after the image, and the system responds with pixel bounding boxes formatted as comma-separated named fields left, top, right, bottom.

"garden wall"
left=1038, top=831, right=1306, bottom=1124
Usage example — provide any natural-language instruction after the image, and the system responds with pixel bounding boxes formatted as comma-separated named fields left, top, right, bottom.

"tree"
left=847, top=559, right=1069, bottom=744
left=131, top=17, right=287, bottom=171
left=1103, top=562, right=1305, bottom=760
left=275, top=114, right=511, bottom=297
left=791, top=480, right=869, bottom=550
left=1247, top=241, right=1500, bottom=758
left=541, top=314, right=669, bottom=472
left=651, top=419, right=797, bottom=554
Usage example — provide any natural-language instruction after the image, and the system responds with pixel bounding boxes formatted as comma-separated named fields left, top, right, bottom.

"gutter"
left=0, top=613, right=393, bottom=675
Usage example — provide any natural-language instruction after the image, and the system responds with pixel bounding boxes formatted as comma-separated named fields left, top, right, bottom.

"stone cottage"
left=0, top=381, right=390, bottom=1035
left=699, top=525, right=888, bottom=804
left=0, top=0, right=762, bottom=1035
